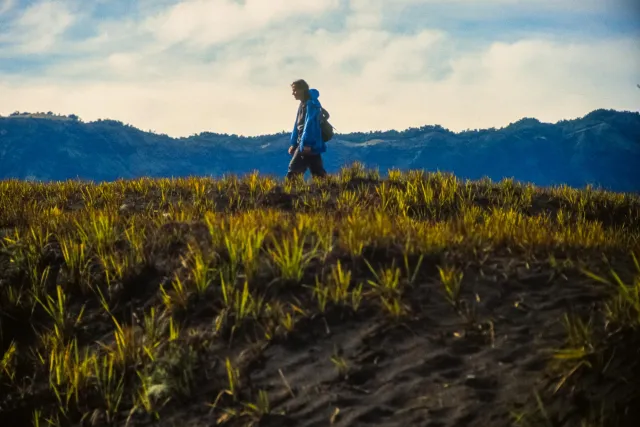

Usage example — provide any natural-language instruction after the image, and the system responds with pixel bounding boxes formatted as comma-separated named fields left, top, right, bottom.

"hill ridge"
left=1, top=108, right=639, bottom=191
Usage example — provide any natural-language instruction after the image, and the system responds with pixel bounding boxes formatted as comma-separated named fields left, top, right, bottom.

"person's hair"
left=291, top=79, right=310, bottom=99
left=291, top=79, right=309, bottom=91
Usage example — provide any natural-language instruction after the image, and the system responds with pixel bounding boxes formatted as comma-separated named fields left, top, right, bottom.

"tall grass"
left=0, top=164, right=638, bottom=426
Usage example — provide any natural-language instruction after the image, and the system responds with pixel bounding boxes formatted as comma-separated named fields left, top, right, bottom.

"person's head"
left=291, top=79, right=310, bottom=101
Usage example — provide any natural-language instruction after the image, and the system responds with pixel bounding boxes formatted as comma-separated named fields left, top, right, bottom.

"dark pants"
left=286, top=147, right=327, bottom=180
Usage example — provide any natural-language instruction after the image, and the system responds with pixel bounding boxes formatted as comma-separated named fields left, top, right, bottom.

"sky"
left=0, top=0, right=639, bottom=137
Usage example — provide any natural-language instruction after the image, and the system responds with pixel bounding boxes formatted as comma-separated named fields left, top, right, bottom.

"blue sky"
left=0, top=0, right=638, bottom=137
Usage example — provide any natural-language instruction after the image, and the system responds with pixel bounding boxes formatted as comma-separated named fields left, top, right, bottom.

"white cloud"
left=0, top=0, right=14, bottom=15
left=346, top=0, right=385, bottom=29
left=0, top=0, right=76, bottom=53
left=0, top=0, right=638, bottom=138
left=359, top=30, right=447, bottom=81
left=143, top=0, right=340, bottom=49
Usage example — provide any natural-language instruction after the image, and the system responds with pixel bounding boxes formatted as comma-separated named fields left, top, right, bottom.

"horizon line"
left=1, top=106, right=638, bottom=139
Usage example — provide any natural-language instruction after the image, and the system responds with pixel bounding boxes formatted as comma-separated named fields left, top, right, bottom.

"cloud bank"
left=0, top=0, right=638, bottom=137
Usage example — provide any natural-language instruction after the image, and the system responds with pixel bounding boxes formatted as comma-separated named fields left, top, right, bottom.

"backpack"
left=320, top=107, right=334, bottom=142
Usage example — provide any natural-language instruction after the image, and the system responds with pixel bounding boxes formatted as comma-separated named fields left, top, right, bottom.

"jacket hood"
left=309, top=89, right=320, bottom=100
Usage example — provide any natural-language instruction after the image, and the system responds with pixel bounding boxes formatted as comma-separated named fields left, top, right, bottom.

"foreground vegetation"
left=0, top=163, right=639, bottom=426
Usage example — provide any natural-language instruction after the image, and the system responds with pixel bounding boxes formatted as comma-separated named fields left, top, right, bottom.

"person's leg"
left=308, top=154, right=327, bottom=178
left=286, top=147, right=309, bottom=180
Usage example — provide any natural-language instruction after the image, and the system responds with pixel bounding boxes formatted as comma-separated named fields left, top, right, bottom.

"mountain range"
left=0, top=108, right=639, bottom=192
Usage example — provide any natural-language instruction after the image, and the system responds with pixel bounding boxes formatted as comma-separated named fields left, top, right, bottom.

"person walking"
left=286, top=79, right=328, bottom=180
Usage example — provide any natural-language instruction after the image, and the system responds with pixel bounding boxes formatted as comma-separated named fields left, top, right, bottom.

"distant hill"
left=0, top=109, right=639, bottom=192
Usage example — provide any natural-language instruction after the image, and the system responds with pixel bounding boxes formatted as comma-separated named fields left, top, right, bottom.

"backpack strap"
left=320, top=107, right=337, bottom=132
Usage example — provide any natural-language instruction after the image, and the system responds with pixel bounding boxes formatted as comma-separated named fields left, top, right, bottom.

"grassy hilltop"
left=1, top=163, right=639, bottom=427
left=2, top=109, right=640, bottom=192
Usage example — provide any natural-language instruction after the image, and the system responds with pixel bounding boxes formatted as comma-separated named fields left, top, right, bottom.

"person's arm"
left=290, top=120, right=299, bottom=147
left=299, top=102, right=319, bottom=152
left=290, top=103, right=302, bottom=149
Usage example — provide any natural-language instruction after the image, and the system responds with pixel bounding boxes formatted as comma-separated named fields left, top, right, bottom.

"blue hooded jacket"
left=289, top=88, right=327, bottom=155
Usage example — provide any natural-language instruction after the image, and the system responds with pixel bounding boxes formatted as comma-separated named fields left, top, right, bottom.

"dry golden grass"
left=0, top=163, right=639, bottom=427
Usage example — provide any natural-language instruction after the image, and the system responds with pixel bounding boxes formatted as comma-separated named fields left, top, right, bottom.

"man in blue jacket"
left=286, top=79, right=327, bottom=180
